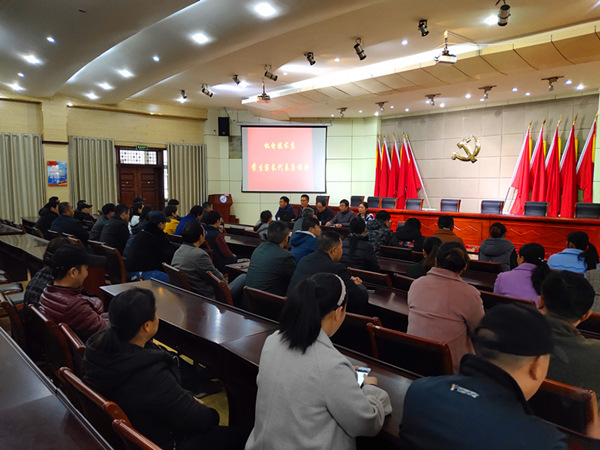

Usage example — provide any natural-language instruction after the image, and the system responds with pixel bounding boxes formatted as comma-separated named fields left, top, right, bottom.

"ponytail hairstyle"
left=518, top=243, right=550, bottom=294
left=436, top=241, right=469, bottom=273
left=422, top=236, right=442, bottom=271
left=279, top=273, right=347, bottom=353
left=348, top=217, right=366, bottom=256
left=108, top=288, right=156, bottom=343
left=489, top=222, right=507, bottom=239
left=568, top=231, right=600, bottom=270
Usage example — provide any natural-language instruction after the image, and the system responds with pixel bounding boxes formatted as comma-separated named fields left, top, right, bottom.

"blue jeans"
left=127, top=270, right=170, bottom=283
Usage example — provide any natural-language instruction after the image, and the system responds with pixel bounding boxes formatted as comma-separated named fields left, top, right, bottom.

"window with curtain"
left=167, top=143, right=206, bottom=213
left=0, top=133, right=44, bottom=222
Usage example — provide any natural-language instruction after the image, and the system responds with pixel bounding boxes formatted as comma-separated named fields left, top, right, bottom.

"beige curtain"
left=0, top=133, right=44, bottom=222
left=167, top=143, right=206, bottom=213
left=68, top=136, right=118, bottom=210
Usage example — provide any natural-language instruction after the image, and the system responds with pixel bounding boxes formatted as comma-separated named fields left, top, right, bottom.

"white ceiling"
left=2, top=0, right=600, bottom=119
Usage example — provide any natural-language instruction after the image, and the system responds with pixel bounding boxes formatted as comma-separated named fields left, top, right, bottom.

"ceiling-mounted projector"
left=257, top=92, right=271, bottom=103
left=435, top=50, right=457, bottom=65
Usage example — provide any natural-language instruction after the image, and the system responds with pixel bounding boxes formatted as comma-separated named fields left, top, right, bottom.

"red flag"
left=560, top=123, right=577, bottom=218
left=509, top=126, right=532, bottom=215
left=380, top=139, right=391, bottom=197
left=576, top=118, right=596, bottom=203
left=529, top=123, right=546, bottom=202
left=395, top=138, right=408, bottom=208
left=545, top=122, right=561, bottom=217
left=405, top=136, right=423, bottom=198
left=374, top=140, right=382, bottom=196
left=387, top=139, right=401, bottom=198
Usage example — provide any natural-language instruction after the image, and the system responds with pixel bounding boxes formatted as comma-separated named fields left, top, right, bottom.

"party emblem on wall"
left=452, top=135, right=480, bottom=163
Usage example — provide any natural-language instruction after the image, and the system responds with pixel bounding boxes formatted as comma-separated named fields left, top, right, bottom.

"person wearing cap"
left=175, top=205, right=203, bottom=236
left=542, top=270, right=600, bottom=410
left=35, top=198, right=60, bottom=239
left=39, top=245, right=109, bottom=340
left=100, top=203, right=130, bottom=254
left=204, top=210, right=238, bottom=272
left=24, top=237, right=70, bottom=309
left=50, top=201, right=90, bottom=244
left=90, top=203, right=116, bottom=241
left=398, top=303, right=567, bottom=449
left=74, top=200, right=95, bottom=224
left=125, top=211, right=173, bottom=283
left=478, top=222, right=517, bottom=272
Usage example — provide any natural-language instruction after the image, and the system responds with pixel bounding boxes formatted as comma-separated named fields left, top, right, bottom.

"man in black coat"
left=74, top=200, right=95, bottom=223
left=99, top=203, right=130, bottom=254
left=35, top=198, right=59, bottom=239
left=288, top=230, right=369, bottom=313
left=89, top=203, right=115, bottom=241
left=50, top=202, right=90, bottom=244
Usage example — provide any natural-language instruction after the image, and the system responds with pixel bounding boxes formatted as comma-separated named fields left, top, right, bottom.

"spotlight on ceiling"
left=201, top=85, right=213, bottom=97
left=496, top=0, right=511, bottom=26
left=425, top=94, right=439, bottom=106
left=542, top=76, right=563, bottom=91
left=418, top=19, right=429, bottom=37
left=180, top=89, right=187, bottom=100
left=305, top=52, right=316, bottom=65
left=232, top=74, right=241, bottom=85
left=479, top=85, right=496, bottom=100
left=338, top=107, right=348, bottom=118
left=257, top=80, right=271, bottom=103
left=376, top=101, right=387, bottom=112
left=264, top=65, right=278, bottom=81
left=354, top=38, right=366, bottom=61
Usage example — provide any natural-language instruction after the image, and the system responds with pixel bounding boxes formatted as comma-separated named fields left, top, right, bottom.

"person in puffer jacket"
left=290, top=217, right=320, bottom=263
left=366, top=210, right=394, bottom=256
left=478, top=222, right=517, bottom=272
left=391, top=217, right=425, bottom=252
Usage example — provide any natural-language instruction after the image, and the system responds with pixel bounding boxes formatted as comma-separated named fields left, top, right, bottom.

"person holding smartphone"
left=246, top=273, right=392, bottom=450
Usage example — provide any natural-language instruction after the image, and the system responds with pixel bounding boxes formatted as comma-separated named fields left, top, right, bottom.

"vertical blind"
left=167, top=143, right=207, bottom=213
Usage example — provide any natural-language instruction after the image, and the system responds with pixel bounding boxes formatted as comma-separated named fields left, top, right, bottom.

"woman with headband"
left=246, top=273, right=392, bottom=450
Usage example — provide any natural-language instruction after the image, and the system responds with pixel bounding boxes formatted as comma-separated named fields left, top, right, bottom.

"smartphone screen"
left=356, top=366, right=371, bottom=387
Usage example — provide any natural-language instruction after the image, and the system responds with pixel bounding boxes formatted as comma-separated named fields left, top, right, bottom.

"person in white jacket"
left=245, top=272, right=392, bottom=450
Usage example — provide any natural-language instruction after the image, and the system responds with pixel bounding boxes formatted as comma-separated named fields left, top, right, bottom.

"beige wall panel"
left=41, top=97, right=68, bottom=141
left=327, top=136, right=353, bottom=159
left=0, top=100, right=42, bottom=134
left=43, top=143, right=70, bottom=201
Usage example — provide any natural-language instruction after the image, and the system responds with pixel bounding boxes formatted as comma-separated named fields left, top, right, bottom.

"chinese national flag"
left=545, top=123, right=561, bottom=217
left=529, top=123, right=546, bottom=202
left=405, top=137, right=423, bottom=199
left=374, top=140, right=382, bottom=196
left=396, top=138, right=408, bottom=208
left=559, top=123, right=577, bottom=218
left=576, top=118, right=596, bottom=203
left=379, top=139, right=391, bottom=197
left=387, top=139, right=401, bottom=198
left=509, top=126, right=532, bottom=215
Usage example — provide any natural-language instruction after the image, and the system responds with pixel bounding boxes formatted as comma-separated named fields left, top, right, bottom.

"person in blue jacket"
left=290, top=217, right=320, bottom=263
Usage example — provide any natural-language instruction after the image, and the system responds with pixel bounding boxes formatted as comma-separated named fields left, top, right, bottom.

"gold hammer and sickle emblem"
left=452, top=135, right=481, bottom=163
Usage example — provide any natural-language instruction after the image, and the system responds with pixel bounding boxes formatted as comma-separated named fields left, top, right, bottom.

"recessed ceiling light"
left=238, top=81, right=249, bottom=88
left=23, top=54, right=41, bottom=65
left=484, top=15, right=497, bottom=25
left=334, top=57, right=340, bottom=62
left=374, top=111, right=379, bottom=116
left=177, top=97, right=187, bottom=104
left=153, top=55, right=160, bottom=62
left=401, top=39, right=408, bottom=46
left=440, top=103, right=445, bottom=108
left=465, top=93, right=471, bottom=99
left=8, top=83, right=25, bottom=91
left=390, top=105, right=394, bottom=109
left=283, top=72, right=288, bottom=76
left=46, top=36, right=55, bottom=43
left=480, top=98, right=485, bottom=102
left=525, top=92, right=531, bottom=96
left=17, top=72, right=24, bottom=78
left=118, top=69, right=133, bottom=78
left=67, top=102, right=73, bottom=107
left=565, top=79, right=572, bottom=85
left=330, top=114, right=334, bottom=117
left=255, top=2, right=277, bottom=17
left=85, top=92, right=99, bottom=100
left=98, top=82, right=113, bottom=90
left=576, top=84, right=584, bottom=90
left=405, top=108, right=409, bottom=112
left=191, top=33, right=210, bottom=44
left=512, top=87, right=518, bottom=92
left=358, top=110, right=363, bottom=113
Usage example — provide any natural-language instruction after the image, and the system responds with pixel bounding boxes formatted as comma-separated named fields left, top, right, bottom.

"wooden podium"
left=208, top=194, right=233, bottom=222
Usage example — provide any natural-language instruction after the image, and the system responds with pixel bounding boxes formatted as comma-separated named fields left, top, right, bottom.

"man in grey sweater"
left=326, top=199, right=355, bottom=227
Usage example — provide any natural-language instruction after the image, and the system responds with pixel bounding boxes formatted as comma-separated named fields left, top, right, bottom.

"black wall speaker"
left=218, top=117, right=230, bottom=136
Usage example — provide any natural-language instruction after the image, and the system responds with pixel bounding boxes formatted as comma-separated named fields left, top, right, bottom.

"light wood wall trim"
left=42, top=140, right=68, bottom=145
left=0, top=97, right=42, bottom=106
left=67, top=104, right=205, bottom=121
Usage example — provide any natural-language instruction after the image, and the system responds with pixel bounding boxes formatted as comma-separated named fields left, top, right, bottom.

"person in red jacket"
left=40, top=245, right=108, bottom=340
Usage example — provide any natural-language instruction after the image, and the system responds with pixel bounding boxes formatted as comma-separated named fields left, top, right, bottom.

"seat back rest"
left=331, top=312, right=382, bottom=356
left=481, top=200, right=504, bottom=214
left=316, top=195, right=330, bottom=207
left=162, top=263, right=192, bottom=291
left=440, top=199, right=461, bottom=212
left=101, top=245, right=126, bottom=284
left=523, top=201, right=549, bottom=217
left=347, top=267, right=392, bottom=288
left=575, top=203, right=600, bottom=219
left=350, top=196, right=365, bottom=207
left=58, top=323, right=86, bottom=377
left=392, top=273, right=414, bottom=291
left=200, top=271, right=234, bottom=306
left=381, top=197, right=398, bottom=209
left=244, top=286, right=287, bottom=322
left=467, top=260, right=503, bottom=274
left=112, top=419, right=162, bottom=450
left=380, top=245, right=414, bottom=261
left=405, top=198, right=424, bottom=211
left=366, top=196, right=381, bottom=209
left=577, top=312, right=600, bottom=335
left=479, top=291, right=537, bottom=310
left=0, top=291, right=27, bottom=351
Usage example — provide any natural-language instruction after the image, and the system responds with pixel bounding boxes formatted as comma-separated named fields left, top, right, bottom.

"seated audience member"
left=292, top=206, right=315, bottom=232
left=432, top=215, right=464, bottom=244
left=50, top=201, right=90, bottom=244
left=175, top=205, right=203, bottom=235
left=246, top=221, right=296, bottom=297
left=366, top=210, right=394, bottom=255
left=128, top=202, right=143, bottom=231
left=125, top=211, right=173, bottom=282
left=35, top=198, right=60, bottom=239
left=89, top=203, right=115, bottom=241
left=203, top=210, right=237, bottom=272
left=548, top=231, right=599, bottom=274
left=585, top=269, right=600, bottom=314
left=199, top=201, right=213, bottom=223
left=288, top=231, right=369, bottom=313
left=290, top=217, right=320, bottom=263
left=163, top=205, right=180, bottom=235
left=406, top=236, right=442, bottom=279
left=297, top=194, right=311, bottom=217
left=542, top=270, right=600, bottom=409
left=133, top=196, right=145, bottom=205
left=391, top=217, right=425, bottom=252
left=275, top=196, right=296, bottom=221
left=24, top=237, right=70, bottom=308
left=83, top=288, right=244, bottom=450
left=74, top=200, right=95, bottom=223
left=246, top=273, right=391, bottom=450
left=131, top=206, right=152, bottom=235
left=357, top=201, right=374, bottom=223
left=398, top=303, right=567, bottom=449
left=478, top=222, right=517, bottom=271
left=40, top=245, right=108, bottom=340
left=341, top=217, right=380, bottom=272
left=494, top=243, right=550, bottom=307
left=254, top=210, right=272, bottom=240
left=315, top=200, right=335, bottom=225
left=326, top=199, right=355, bottom=227
left=407, top=242, right=484, bottom=372
left=100, top=203, right=130, bottom=254
left=167, top=198, right=180, bottom=219
left=171, top=221, right=226, bottom=299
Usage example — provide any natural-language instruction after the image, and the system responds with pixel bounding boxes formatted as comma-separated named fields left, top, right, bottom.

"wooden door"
left=118, top=166, right=163, bottom=210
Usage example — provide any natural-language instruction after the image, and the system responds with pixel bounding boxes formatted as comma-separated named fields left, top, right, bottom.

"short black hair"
left=205, top=210, right=221, bottom=225
left=302, top=217, right=319, bottom=232
left=189, top=205, right=203, bottom=217
left=58, top=202, right=71, bottom=215
left=280, top=196, right=290, bottom=204
left=114, top=203, right=129, bottom=217
left=101, top=203, right=116, bottom=215
left=202, top=202, right=212, bottom=210
left=267, top=220, right=289, bottom=244
left=301, top=194, right=309, bottom=201
left=108, top=288, right=156, bottom=342
left=438, top=215, right=454, bottom=229
left=339, top=199, right=349, bottom=207
left=542, top=271, right=595, bottom=321
left=489, top=222, right=507, bottom=238
left=317, top=230, right=341, bottom=252
left=349, top=216, right=366, bottom=235
left=317, top=200, right=327, bottom=208
left=375, top=210, right=390, bottom=222
left=163, top=205, right=178, bottom=217
left=260, top=210, right=272, bottom=223
left=404, top=218, right=421, bottom=230
left=181, top=220, right=204, bottom=244
left=167, top=199, right=179, bottom=206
